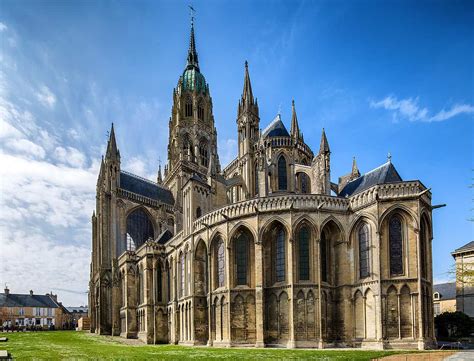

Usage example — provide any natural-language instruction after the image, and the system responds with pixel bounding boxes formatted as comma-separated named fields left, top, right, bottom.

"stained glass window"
left=276, top=226, right=286, bottom=282
left=300, top=173, right=310, bottom=194
left=126, top=208, right=154, bottom=251
left=235, top=232, right=248, bottom=285
left=321, top=232, right=328, bottom=282
left=359, top=224, right=370, bottom=278
left=217, top=240, right=225, bottom=288
left=389, top=216, right=404, bottom=275
left=278, top=156, right=287, bottom=191
left=298, top=226, right=310, bottom=280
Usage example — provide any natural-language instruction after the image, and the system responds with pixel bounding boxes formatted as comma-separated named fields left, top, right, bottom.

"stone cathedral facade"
left=89, top=21, right=435, bottom=350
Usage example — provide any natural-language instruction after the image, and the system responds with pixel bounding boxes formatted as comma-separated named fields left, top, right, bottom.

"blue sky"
left=0, top=0, right=472, bottom=305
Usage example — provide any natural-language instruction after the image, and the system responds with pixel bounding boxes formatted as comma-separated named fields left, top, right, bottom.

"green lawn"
left=1, top=331, right=413, bottom=360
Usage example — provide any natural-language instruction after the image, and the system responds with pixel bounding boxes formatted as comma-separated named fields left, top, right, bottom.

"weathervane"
left=387, top=152, right=392, bottom=163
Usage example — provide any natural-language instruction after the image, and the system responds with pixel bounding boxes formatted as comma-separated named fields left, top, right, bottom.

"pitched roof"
left=433, top=282, right=456, bottom=300
left=156, top=230, right=173, bottom=245
left=120, top=171, right=174, bottom=205
left=262, top=114, right=290, bottom=138
left=0, top=293, right=59, bottom=308
left=339, top=161, right=403, bottom=197
left=452, top=241, right=474, bottom=256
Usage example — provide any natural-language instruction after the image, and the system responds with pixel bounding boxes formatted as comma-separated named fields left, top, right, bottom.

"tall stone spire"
left=290, top=99, right=301, bottom=139
left=106, top=123, right=120, bottom=160
left=351, top=156, right=360, bottom=179
left=319, top=128, right=330, bottom=154
left=186, top=19, right=199, bottom=71
left=242, top=61, right=254, bottom=105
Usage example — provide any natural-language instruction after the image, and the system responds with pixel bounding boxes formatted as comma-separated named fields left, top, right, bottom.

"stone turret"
left=312, top=128, right=331, bottom=195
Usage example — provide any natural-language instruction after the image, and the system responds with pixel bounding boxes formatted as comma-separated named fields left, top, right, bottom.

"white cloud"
left=54, top=146, right=86, bottom=168
left=4, top=138, right=46, bottom=159
left=0, top=22, right=7, bottom=32
left=36, top=85, right=57, bottom=109
left=370, top=96, right=474, bottom=122
left=218, top=138, right=237, bottom=167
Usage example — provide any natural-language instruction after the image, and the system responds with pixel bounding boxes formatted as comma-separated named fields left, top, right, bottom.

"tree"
left=435, top=311, right=474, bottom=339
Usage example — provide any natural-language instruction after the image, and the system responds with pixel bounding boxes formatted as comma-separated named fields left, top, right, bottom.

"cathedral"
left=89, top=20, right=435, bottom=350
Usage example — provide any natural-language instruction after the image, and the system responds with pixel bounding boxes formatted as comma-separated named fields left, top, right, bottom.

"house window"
left=278, top=156, right=287, bottom=191
left=389, top=215, right=404, bottom=275
left=298, top=226, right=310, bottom=280
left=434, top=303, right=440, bottom=316
left=359, top=223, right=370, bottom=278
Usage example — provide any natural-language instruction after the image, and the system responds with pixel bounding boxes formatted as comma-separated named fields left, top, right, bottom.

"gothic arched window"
left=235, top=231, right=249, bottom=285
left=196, top=207, right=202, bottom=219
left=320, top=232, right=328, bottom=282
left=197, top=101, right=204, bottom=121
left=278, top=155, right=287, bottom=191
left=217, top=239, right=225, bottom=288
left=199, top=140, right=208, bottom=167
left=389, top=215, right=404, bottom=275
left=298, top=225, right=310, bottom=280
left=180, top=252, right=185, bottom=297
left=182, top=134, right=194, bottom=162
left=276, top=226, right=286, bottom=282
left=359, top=223, right=370, bottom=278
left=300, top=173, right=310, bottom=194
left=185, top=97, right=193, bottom=117
left=126, top=208, right=154, bottom=251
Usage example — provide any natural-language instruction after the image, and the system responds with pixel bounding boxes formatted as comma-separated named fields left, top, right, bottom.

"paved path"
left=444, top=351, right=474, bottom=361
left=375, top=352, right=456, bottom=361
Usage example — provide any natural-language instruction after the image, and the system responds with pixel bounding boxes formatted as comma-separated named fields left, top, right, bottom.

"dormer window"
left=433, top=292, right=440, bottom=300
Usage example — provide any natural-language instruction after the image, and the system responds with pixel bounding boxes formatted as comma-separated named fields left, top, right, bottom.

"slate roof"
left=433, top=282, right=456, bottom=300
left=339, top=161, right=403, bottom=197
left=120, top=171, right=174, bottom=205
left=0, top=293, right=59, bottom=308
left=156, top=230, right=173, bottom=245
left=262, top=114, right=290, bottom=138
left=66, top=306, right=88, bottom=313
left=452, top=241, right=474, bottom=256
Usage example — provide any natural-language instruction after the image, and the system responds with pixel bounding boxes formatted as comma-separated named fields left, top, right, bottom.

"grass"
left=1, top=331, right=417, bottom=360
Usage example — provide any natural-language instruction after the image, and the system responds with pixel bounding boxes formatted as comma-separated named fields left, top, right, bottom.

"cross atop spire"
left=186, top=7, right=199, bottom=71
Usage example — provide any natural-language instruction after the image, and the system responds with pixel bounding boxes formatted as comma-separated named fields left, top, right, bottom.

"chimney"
left=30, top=290, right=34, bottom=295
left=4, top=287, right=9, bottom=295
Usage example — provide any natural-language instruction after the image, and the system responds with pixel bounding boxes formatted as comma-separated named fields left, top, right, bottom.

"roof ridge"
left=120, top=170, right=170, bottom=191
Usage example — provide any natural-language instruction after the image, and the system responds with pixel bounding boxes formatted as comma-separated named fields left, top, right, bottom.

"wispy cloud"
left=370, top=96, right=474, bottom=122
left=0, top=22, right=7, bottom=32
left=36, top=85, right=57, bottom=109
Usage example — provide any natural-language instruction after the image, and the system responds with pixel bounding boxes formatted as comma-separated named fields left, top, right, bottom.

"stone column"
left=287, top=236, right=296, bottom=348
left=254, top=241, right=265, bottom=347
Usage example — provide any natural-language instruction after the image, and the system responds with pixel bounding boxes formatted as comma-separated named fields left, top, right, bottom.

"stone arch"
left=320, top=219, right=343, bottom=285
left=320, top=215, right=346, bottom=242
left=379, top=204, right=419, bottom=231
left=245, top=293, right=256, bottom=343
left=231, top=294, right=245, bottom=342
left=262, top=219, right=289, bottom=286
left=306, top=290, right=317, bottom=340
left=230, top=225, right=255, bottom=288
left=265, top=293, right=278, bottom=343
left=295, top=290, right=306, bottom=340
left=354, top=290, right=364, bottom=339
left=210, top=234, right=226, bottom=291
left=386, top=285, right=399, bottom=339
left=194, top=239, right=207, bottom=296
left=293, top=218, right=315, bottom=282
left=365, top=288, right=376, bottom=339
left=350, top=217, right=374, bottom=282
left=296, top=171, right=311, bottom=194
left=229, top=221, right=257, bottom=246
left=276, top=152, right=290, bottom=191
left=400, top=284, right=412, bottom=338
left=125, top=206, right=156, bottom=251
left=279, top=291, right=290, bottom=341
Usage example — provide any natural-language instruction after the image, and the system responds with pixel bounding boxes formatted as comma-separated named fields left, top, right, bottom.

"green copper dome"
left=181, top=67, right=207, bottom=93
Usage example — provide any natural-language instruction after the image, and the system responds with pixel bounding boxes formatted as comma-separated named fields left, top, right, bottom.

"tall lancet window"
left=275, top=226, right=286, bottom=282
left=199, top=140, right=208, bottom=167
left=278, top=155, right=287, bottom=191
left=298, top=225, right=310, bottom=281
left=359, top=223, right=370, bottom=278
left=217, top=239, right=225, bottom=288
left=197, top=100, right=204, bottom=121
left=185, top=97, right=193, bottom=117
left=389, top=216, right=404, bottom=275
left=180, top=252, right=185, bottom=297
left=320, top=232, right=328, bottom=282
left=235, top=232, right=249, bottom=286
